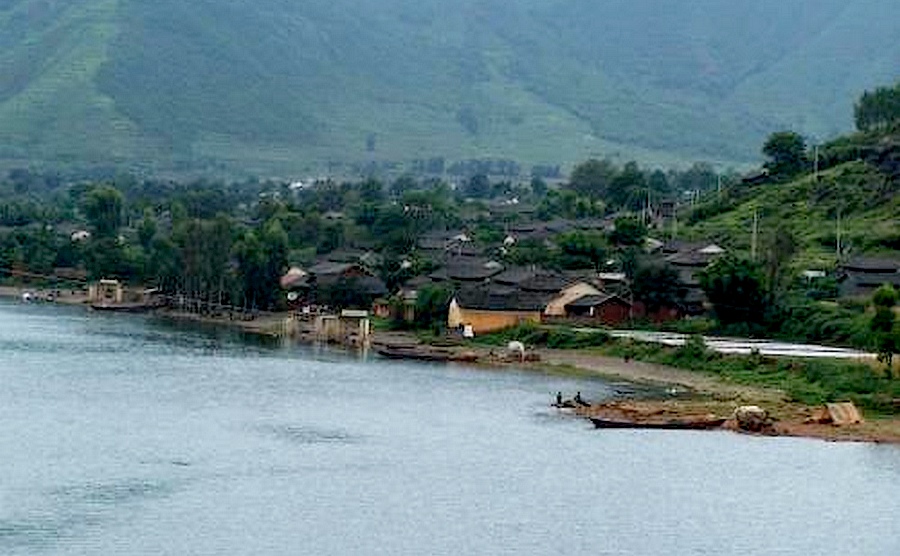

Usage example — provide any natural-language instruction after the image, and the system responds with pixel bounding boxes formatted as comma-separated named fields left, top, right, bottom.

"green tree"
left=358, top=178, right=384, bottom=204
left=608, top=161, right=646, bottom=209
left=173, top=216, right=235, bottom=304
left=610, top=217, right=647, bottom=247
left=555, top=231, right=607, bottom=270
left=762, top=131, right=808, bottom=179
left=530, top=176, right=548, bottom=198
left=676, top=162, right=716, bottom=193
left=137, top=209, right=157, bottom=251
left=463, top=174, right=491, bottom=199
left=764, top=225, right=797, bottom=303
left=415, top=285, right=452, bottom=332
left=506, top=238, right=558, bottom=268
left=647, top=169, right=670, bottom=195
left=870, top=284, right=899, bottom=376
left=631, top=260, right=686, bottom=314
left=699, top=256, right=768, bottom=327
left=234, top=230, right=267, bottom=309
left=567, top=159, right=617, bottom=200
left=390, top=175, right=417, bottom=198
left=81, top=185, right=123, bottom=238
left=854, top=82, right=900, bottom=132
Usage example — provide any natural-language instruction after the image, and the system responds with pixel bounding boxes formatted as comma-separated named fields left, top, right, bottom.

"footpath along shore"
left=3, top=286, right=899, bottom=444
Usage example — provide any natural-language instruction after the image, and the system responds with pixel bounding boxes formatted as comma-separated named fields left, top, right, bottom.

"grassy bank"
left=477, top=324, right=900, bottom=415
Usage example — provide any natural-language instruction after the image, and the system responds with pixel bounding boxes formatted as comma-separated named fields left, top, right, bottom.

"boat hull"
left=589, top=416, right=726, bottom=430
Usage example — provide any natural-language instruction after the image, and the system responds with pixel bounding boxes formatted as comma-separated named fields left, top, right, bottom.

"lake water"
left=1, top=300, right=899, bottom=555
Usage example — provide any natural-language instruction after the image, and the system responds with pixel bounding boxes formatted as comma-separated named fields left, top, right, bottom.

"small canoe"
left=90, top=302, right=160, bottom=313
left=375, top=344, right=479, bottom=363
left=376, top=347, right=453, bottom=362
left=589, top=416, right=726, bottom=430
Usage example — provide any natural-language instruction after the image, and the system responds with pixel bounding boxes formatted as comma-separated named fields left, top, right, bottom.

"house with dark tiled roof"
left=563, top=293, right=632, bottom=325
left=447, top=284, right=550, bottom=333
left=661, top=240, right=725, bottom=314
left=445, top=262, right=621, bottom=332
left=308, top=261, right=388, bottom=300
left=837, top=257, right=900, bottom=298
left=428, top=257, right=504, bottom=283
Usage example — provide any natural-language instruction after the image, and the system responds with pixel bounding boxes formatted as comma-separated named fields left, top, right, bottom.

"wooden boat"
left=589, top=415, right=727, bottom=430
left=375, top=345, right=479, bottom=363
left=375, top=346, right=453, bottom=362
left=90, top=301, right=161, bottom=313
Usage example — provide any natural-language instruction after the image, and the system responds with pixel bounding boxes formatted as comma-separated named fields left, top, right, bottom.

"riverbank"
left=371, top=339, right=900, bottom=444
left=2, top=289, right=898, bottom=443
left=532, top=349, right=900, bottom=444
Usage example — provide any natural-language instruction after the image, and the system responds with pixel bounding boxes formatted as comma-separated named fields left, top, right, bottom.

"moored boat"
left=90, top=301, right=161, bottom=313
left=589, top=415, right=727, bottom=430
left=375, top=344, right=479, bottom=363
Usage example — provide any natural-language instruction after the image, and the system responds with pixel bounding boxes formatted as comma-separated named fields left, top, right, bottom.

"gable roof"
left=430, top=257, right=504, bottom=282
left=565, top=293, right=631, bottom=309
left=519, top=273, right=573, bottom=293
left=839, top=271, right=900, bottom=298
left=308, top=261, right=358, bottom=276
left=841, top=257, right=900, bottom=273
left=666, top=250, right=719, bottom=267
left=454, top=285, right=552, bottom=312
left=662, top=240, right=723, bottom=255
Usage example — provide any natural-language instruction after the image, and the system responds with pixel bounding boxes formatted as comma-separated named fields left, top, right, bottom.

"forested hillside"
left=0, top=0, right=897, bottom=175
left=681, top=134, right=900, bottom=269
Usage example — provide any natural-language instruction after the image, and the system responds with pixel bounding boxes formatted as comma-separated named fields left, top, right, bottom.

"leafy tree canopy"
left=699, top=256, right=768, bottom=326
left=81, top=185, right=123, bottom=238
left=762, top=131, right=808, bottom=180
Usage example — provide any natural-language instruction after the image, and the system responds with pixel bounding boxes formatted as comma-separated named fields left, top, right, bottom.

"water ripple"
left=260, top=424, right=363, bottom=445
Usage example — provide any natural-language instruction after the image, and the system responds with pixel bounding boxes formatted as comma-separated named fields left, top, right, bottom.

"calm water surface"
left=1, top=300, right=899, bottom=555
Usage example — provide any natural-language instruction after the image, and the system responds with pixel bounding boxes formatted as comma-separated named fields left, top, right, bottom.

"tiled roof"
left=492, top=266, right=538, bottom=285
left=429, top=258, right=504, bottom=282
left=519, top=273, right=573, bottom=293
left=565, top=293, right=630, bottom=309
left=455, top=285, right=552, bottom=312
left=308, top=261, right=356, bottom=276
left=841, top=257, right=900, bottom=273
left=666, top=251, right=718, bottom=267
left=839, top=271, right=900, bottom=298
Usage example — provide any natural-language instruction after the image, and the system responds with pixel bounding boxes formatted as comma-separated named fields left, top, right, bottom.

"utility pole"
left=717, top=174, right=722, bottom=198
left=751, top=208, right=759, bottom=261
left=814, top=144, right=820, bottom=182
left=836, top=207, right=842, bottom=260
left=644, top=189, right=651, bottom=225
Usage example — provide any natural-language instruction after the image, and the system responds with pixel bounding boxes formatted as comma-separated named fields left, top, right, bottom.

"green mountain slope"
left=681, top=157, right=900, bottom=268
left=0, top=0, right=898, bottom=175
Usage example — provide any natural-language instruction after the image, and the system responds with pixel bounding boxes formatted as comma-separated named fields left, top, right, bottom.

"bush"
left=475, top=323, right=610, bottom=349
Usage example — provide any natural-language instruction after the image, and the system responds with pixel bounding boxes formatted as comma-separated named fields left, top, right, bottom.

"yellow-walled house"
left=447, top=286, right=548, bottom=334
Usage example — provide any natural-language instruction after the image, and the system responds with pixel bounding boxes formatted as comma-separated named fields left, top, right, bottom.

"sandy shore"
left=533, top=349, right=900, bottom=444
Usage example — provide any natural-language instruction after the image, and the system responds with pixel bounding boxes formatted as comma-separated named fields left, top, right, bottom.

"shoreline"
left=3, top=287, right=899, bottom=444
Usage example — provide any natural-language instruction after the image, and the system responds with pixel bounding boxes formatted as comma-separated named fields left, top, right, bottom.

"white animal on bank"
left=507, top=341, right=525, bottom=361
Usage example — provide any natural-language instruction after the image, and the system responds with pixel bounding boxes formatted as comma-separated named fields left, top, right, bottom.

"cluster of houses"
left=276, top=222, right=740, bottom=335
left=277, top=212, right=900, bottom=336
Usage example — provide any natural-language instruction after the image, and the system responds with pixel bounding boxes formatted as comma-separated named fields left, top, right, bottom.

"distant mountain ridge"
left=0, top=0, right=897, bottom=175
